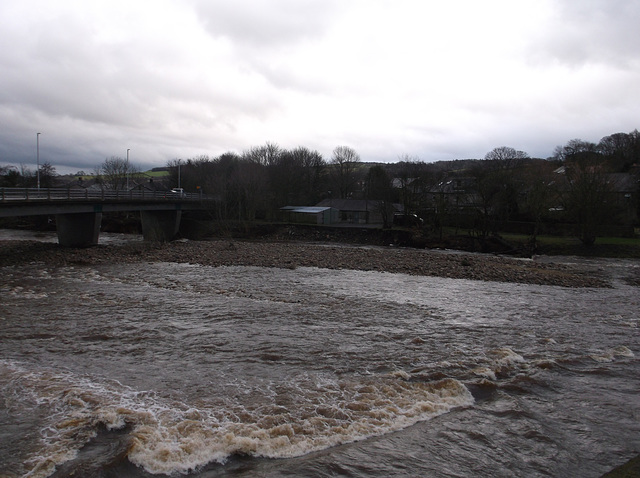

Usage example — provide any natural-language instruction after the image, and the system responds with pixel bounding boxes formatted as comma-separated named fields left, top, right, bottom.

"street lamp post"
left=126, top=149, right=130, bottom=190
left=36, top=132, right=41, bottom=189
left=178, top=159, right=181, bottom=189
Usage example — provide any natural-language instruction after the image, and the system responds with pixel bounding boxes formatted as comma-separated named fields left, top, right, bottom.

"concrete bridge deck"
left=0, top=187, right=212, bottom=246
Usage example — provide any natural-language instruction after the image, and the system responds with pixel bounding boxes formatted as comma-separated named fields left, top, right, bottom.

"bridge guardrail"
left=0, top=188, right=206, bottom=202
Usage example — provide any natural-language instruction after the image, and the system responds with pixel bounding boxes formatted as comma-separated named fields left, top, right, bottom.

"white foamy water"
left=2, top=344, right=473, bottom=476
left=1, top=253, right=639, bottom=477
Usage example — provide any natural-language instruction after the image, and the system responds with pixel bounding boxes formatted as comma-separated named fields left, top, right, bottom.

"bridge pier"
left=1, top=189, right=198, bottom=245
left=55, top=212, right=102, bottom=248
left=140, top=210, right=182, bottom=242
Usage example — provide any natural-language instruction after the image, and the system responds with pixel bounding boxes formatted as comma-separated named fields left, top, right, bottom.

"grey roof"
left=280, top=206, right=334, bottom=214
left=315, top=198, right=380, bottom=211
left=607, top=173, right=638, bottom=192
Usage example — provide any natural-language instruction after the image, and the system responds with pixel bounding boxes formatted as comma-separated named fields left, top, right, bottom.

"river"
left=0, top=232, right=638, bottom=477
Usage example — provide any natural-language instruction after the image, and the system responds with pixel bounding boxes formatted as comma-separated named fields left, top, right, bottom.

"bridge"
left=0, top=187, right=212, bottom=247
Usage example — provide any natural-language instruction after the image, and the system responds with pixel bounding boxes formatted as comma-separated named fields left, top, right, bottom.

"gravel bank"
left=0, top=239, right=610, bottom=288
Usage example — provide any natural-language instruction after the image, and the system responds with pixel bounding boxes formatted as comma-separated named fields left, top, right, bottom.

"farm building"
left=280, top=206, right=339, bottom=225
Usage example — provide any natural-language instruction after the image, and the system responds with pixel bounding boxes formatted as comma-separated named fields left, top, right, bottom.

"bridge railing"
left=0, top=187, right=206, bottom=202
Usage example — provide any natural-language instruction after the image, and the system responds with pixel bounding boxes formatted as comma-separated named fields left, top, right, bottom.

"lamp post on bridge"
left=36, top=132, right=41, bottom=189
left=126, top=148, right=130, bottom=191
left=177, top=159, right=181, bottom=189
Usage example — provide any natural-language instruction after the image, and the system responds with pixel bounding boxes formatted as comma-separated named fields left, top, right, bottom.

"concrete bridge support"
left=140, top=210, right=182, bottom=242
left=56, top=212, right=102, bottom=248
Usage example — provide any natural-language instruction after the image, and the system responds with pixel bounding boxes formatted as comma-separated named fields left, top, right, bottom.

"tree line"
left=1, top=129, right=638, bottom=245
left=165, top=144, right=363, bottom=221
left=0, top=162, right=58, bottom=188
left=163, top=131, right=639, bottom=245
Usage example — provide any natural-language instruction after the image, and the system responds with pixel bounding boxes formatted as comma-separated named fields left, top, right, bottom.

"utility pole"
left=36, top=132, right=41, bottom=189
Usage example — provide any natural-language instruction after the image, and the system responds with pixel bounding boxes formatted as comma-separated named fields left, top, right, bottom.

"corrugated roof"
left=280, top=206, right=333, bottom=214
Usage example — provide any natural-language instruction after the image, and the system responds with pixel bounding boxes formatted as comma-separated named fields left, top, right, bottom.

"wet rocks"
left=0, top=239, right=610, bottom=288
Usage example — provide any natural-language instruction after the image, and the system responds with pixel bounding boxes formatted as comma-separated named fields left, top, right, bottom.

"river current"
left=0, top=232, right=638, bottom=477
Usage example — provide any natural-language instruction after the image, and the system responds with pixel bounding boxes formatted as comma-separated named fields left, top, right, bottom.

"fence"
left=0, top=188, right=202, bottom=202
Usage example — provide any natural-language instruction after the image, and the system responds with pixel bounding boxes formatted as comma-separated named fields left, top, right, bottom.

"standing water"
left=0, top=235, right=638, bottom=477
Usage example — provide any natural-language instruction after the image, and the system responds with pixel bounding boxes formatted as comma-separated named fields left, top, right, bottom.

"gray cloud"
left=528, top=0, right=640, bottom=68
left=193, top=0, right=344, bottom=47
left=0, top=0, right=639, bottom=174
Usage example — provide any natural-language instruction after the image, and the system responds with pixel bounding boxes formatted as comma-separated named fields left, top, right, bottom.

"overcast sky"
left=1, top=0, right=639, bottom=174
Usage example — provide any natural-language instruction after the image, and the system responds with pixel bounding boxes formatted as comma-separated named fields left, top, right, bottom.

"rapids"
left=0, top=238, right=638, bottom=477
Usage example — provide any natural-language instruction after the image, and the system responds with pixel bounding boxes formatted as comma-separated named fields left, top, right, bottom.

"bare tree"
left=0, top=165, right=21, bottom=187
left=3, top=164, right=53, bottom=188
left=517, top=161, right=557, bottom=247
left=468, top=157, right=521, bottom=243
left=293, top=146, right=326, bottom=205
left=243, top=142, right=282, bottom=166
left=551, top=138, right=615, bottom=244
left=366, top=165, right=395, bottom=228
left=484, top=146, right=529, bottom=169
left=552, top=139, right=598, bottom=162
left=268, top=149, right=306, bottom=208
left=268, top=146, right=326, bottom=208
left=209, top=153, right=241, bottom=220
left=393, top=156, right=429, bottom=217
left=168, top=156, right=218, bottom=193
left=598, top=130, right=640, bottom=172
left=20, top=164, right=34, bottom=183
left=235, top=159, right=267, bottom=220
left=39, top=162, right=57, bottom=188
left=95, top=156, right=139, bottom=191
left=561, top=155, right=613, bottom=246
left=330, top=146, right=361, bottom=198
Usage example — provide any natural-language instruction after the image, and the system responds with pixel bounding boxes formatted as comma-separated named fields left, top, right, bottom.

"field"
left=499, top=232, right=640, bottom=258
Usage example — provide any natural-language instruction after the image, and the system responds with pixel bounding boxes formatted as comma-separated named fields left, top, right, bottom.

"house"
left=64, top=176, right=102, bottom=192
left=391, top=177, right=418, bottom=189
left=426, top=176, right=479, bottom=213
left=606, top=173, right=639, bottom=223
left=129, top=177, right=169, bottom=194
left=315, top=198, right=399, bottom=225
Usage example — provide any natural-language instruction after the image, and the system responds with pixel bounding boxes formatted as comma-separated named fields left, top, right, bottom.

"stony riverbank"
left=0, top=239, right=612, bottom=288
